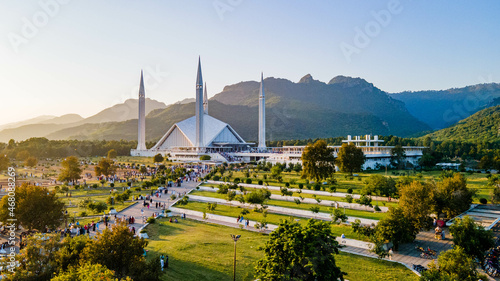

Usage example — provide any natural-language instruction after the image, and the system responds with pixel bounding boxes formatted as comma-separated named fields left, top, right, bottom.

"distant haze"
left=0, top=1, right=499, bottom=124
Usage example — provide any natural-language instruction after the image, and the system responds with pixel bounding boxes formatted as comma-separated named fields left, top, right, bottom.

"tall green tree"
left=390, top=144, right=406, bottom=169
left=58, top=156, right=82, bottom=184
left=398, top=181, right=434, bottom=230
left=336, top=143, right=365, bottom=175
left=373, top=207, right=418, bottom=251
left=255, top=219, right=344, bottom=281
left=449, top=216, right=494, bottom=263
left=363, top=175, right=397, bottom=197
left=0, top=154, right=9, bottom=171
left=420, top=247, right=486, bottom=281
left=301, top=140, right=335, bottom=181
left=433, top=173, right=474, bottom=218
left=81, top=222, right=159, bottom=280
left=95, top=158, right=117, bottom=177
left=0, top=184, right=65, bottom=231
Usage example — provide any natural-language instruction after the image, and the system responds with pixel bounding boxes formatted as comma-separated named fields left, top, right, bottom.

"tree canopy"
left=255, top=219, right=344, bottom=281
left=0, top=183, right=65, bottom=231
left=301, top=140, right=335, bottom=181
left=398, top=180, right=433, bottom=230
left=420, top=246, right=486, bottom=281
left=58, top=156, right=82, bottom=184
left=95, top=158, right=117, bottom=177
left=336, top=143, right=365, bottom=175
left=449, top=216, right=494, bottom=263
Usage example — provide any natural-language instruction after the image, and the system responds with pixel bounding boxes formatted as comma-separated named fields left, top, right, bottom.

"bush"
left=147, top=217, right=156, bottom=224
left=78, top=211, right=88, bottom=217
left=213, top=175, right=221, bottom=181
left=199, top=155, right=211, bottom=160
left=92, top=184, right=98, bottom=189
left=240, top=209, right=250, bottom=215
left=134, top=187, right=142, bottom=192
left=374, top=205, right=381, bottom=212
left=258, top=180, right=263, bottom=185
left=313, top=183, right=321, bottom=191
left=345, top=195, right=353, bottom=203
left=479, top=198, right=488, bottom=204
left=285, top=182, right=290, bottom=187
left=298, top=183, right=304, bottom=189
left=110, top=183, right=115, bottom=188
left=234, top=178, right=241, bottom=184
left=347, top=188, right=353, bottom=194
left=245, top=178, right=252, bottom=184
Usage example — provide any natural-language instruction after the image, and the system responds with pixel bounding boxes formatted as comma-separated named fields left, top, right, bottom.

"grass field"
left=201, top=183, right=400, bottom=208
left=144, top=217, right=418, bottom=281
left=190, top=190, right=385, bottom=220
left=217, top=169, right=492, bottom=204
left=175, top=201, right=370, bottom=241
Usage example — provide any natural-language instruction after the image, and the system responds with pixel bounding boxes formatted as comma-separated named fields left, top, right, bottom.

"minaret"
left=195, top=57, right=204, bottom=148
left=258, top=72, right=266, bottom=149
left=203, top=82, right=208, bottom=115
left=137, top=70, right=146, bottom=150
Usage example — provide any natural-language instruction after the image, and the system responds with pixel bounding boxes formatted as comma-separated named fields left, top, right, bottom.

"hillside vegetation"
left=425, top=105, right=500, bottom=142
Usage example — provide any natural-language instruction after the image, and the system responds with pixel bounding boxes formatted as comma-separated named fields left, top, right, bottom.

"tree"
left=16, top=150, right=30, bottom=161
left=336, top=143, right=365, bottom=175
left=398, top=181, right=433, bottom=230
left=390, top=144, right=406, bottom=169
left=80, top=222, right=158, bottom=280
left=420, top=247, right=486, bottom=281
left=58, top=156, right=82, bottom=184
left=0, top=154, right=9, bottom=171
left=107, top=149, right=117, bottom=159
left=331, top=208, right=348, bottom=224
left=433, top=173, right=475, bottom=218
left=301, top=140, right=335, bottom=181
left=24, top=157, right=38, bottom=168
left=52, top=262, right=131, bottom=281
left=255, top=220, right=344, bottom=281
left=244, top=189, right=271, bottom=205
left=4, top=233, right=62, bottom=280
left=95, top=158, right=117, bottom=177
left=363, top=175, right=397, bottom=197
left=0, top=183, right=65, bottom=231
left=270, top=165, right=282, bottom=179
left=373, top=207, right=418, bottom=251
left=153, top=153, right=164, bottom=163
left=449, top=216, right=494, bottom=263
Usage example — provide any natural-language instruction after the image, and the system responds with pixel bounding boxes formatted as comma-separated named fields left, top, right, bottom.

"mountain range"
left=423, top=105, right=500, bottom=142
left=2, top=75, right=500, bottom=143
left=391, top=83, right=500, bottom=130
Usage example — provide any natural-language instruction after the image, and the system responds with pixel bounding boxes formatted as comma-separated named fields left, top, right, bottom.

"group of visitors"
left=484, top=246, right=500, bottom=277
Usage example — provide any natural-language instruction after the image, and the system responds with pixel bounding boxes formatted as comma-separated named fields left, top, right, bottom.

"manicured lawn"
left=201, top=183, right=400, bottom=208
left=175, top=201, right=369, bottom=241
left=190, top=190, right=385, bottom=220
left=144, top=217, right=418, bottom=281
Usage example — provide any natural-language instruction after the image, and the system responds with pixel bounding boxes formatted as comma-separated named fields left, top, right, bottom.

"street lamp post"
left=230, top=234, right=241, bottom=281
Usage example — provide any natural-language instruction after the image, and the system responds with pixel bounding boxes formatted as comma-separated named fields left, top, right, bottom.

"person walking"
left=388, top=248, right=394, bottom=260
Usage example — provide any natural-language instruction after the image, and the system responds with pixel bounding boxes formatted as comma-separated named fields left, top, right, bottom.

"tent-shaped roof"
left=152, top=114, right=247, bottom=149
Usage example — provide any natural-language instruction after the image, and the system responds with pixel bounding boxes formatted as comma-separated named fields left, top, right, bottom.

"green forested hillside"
left=425, top=105, right=500, bottom=142
left=391, top=83, right=500, bottom=129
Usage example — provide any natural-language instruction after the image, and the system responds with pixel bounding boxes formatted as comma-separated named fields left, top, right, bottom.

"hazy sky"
left=1, top=1, right=499, bottom=124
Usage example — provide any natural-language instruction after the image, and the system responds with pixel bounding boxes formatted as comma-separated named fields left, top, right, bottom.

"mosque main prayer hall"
left=131, top=58, right=425, bottom=169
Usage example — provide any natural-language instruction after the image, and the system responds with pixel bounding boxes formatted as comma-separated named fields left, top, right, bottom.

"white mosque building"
left=131, top=58, right=425, bottom=169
